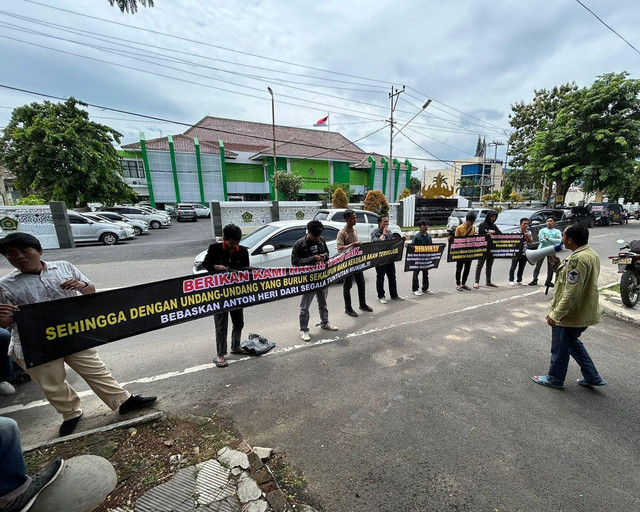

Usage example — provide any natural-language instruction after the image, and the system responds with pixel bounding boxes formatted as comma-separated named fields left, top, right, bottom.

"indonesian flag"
left=314, top=115, right=329, bottom=126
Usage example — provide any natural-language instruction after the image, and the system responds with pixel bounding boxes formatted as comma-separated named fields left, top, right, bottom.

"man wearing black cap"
left=0, top=232, right=157, bottom=437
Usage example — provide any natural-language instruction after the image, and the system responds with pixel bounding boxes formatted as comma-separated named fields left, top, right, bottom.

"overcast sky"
left=1, top=0, right=639, bottom=172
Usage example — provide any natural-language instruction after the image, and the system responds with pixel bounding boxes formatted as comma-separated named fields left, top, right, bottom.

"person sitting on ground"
left=0, top=233, right=157, bottom=437
left=410, top=219, right=434, bottom=296
left=474, top=209, right=501, bottom=289
left=371, top=214, right=405, bottom=304
left=291, top=220, right=338, bottom=342
left=202, top=223, right=251, bottom=368
left=454, top=212, right=477, bottom=291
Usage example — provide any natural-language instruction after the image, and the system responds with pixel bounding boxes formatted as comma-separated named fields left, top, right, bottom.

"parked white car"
left=192, top=220, right=344, bottom=274
left=186, top=203, right=211, bottom=218
left=92, top=211, right=149, bottom=236
left=312, top=209, right=402, bottom=242
left=67, top=212, right=128, bottom=245
left=101, top=206, right=171, bottom=229
left=80, top=212, right=136, bottom=239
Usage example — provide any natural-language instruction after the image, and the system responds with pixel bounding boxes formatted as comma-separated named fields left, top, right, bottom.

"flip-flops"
left=231, top=348, right=250, bottom=355
left=577, top=378, right=607, bottom=387
left=473, top=283, right=480, bottom=289
left=532, top=375, right=564, bottom=389
left=215, top=360, right=228, bottom=368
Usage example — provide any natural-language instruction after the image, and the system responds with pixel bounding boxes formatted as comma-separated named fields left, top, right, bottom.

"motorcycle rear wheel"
left=620, top=270, right=639, bottom=307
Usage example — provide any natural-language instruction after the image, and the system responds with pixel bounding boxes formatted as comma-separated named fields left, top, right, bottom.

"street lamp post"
left=267, top=87, right=278, bottom=200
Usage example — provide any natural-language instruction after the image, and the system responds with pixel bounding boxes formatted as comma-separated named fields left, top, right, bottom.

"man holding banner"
left=410, top=219, right=434, bottom=295
left=338, top=210, right=373, bottom=317
left=0, top=233, right=157, bottom=437
left=372, top=215, right=405, bottom=304
left=202, top=224, right=251, bottom=367
left=291, top=220, right=338, bottom=342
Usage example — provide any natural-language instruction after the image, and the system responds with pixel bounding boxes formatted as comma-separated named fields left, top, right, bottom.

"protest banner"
left=16, top=238, right=404, bottom=367
left=404, top=243, right=446, bottom=271
left=446, top=236, right=488, bottom=262
left=488, top=234, right=524, bottom=259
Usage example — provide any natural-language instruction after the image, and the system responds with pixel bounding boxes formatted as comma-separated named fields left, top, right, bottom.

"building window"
left=122, top=160, right=145, bottom=179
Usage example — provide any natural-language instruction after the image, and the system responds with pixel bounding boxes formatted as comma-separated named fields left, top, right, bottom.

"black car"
left=495, top=208, right=570, bottom=248
left=561, top=206, right=595, bottom=227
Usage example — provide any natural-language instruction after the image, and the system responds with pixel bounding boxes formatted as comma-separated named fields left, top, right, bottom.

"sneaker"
left=378, top=297, right=388, bottom=304
left=119, top=394, right=157, bottom=415
left=528, top=280, right=538, bottom=286
left=0, top=380, right=16, bottom=395
left=321, top=322, right=338, bottom=331
left=345, top=309, right=358, bottom=318
left=359, top=304, right=373, bottom=312
left=59, top=414, right=82, bottom=437
left=391, top=296, right=405, bottom=300
left=3, top=457, right=64, bottom=512
left=509, top=281, right=515, bottom=286
left=413, top=290, right=422, bottom=296
left=300, top=330, right=311, bottom=342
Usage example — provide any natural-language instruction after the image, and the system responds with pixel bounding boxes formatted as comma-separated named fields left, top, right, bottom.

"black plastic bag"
left=240, top=333, right=276, bottom=356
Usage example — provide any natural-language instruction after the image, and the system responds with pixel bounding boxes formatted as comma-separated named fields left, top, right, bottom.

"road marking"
left=0, top=290, right=541, bottom=416
left=591, top=233, right=619, bottom=238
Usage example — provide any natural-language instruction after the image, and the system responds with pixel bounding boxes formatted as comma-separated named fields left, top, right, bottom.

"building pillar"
left=271, top=200, right=280, bottom=222
left=404, top=159, right=412, bottom=190
left=218, top=140, right=229, bottom=201
left=49, top=201, right=74, bottom=249
left=139, top=133, right=155, bottom=207
left=380, top=157, right=388, bottom=196
left=367, top=155, right=376, bottom=192
left=168, top=135, right=181, bottom=203
left=393, top=158, right=401, bottom=200
left=211, top=201, right=222, bottom=238
left=194, top=138, right=206, bottom=204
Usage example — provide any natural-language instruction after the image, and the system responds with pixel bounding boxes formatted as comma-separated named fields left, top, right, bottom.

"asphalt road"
left=2, top=220, right=640, bottom=511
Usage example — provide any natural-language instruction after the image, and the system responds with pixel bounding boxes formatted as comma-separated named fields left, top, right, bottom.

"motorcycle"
left=611, top=239, right=640, bottom=307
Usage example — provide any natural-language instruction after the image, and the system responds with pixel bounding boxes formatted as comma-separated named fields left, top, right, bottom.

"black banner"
left=414, top=198, right=457, bottom=226
left=488, top=234, right=524, bottom=259
left=446, top=236, right=488, bottom=262
left=404, top=244, right=446, bottom=271
left=16, top=239, right=404, bottom=368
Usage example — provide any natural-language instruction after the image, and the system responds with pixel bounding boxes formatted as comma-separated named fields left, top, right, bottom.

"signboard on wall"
left=413, top=198, right=457, bottom=226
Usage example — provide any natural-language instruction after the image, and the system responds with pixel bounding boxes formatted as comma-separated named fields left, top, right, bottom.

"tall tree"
left=108, top=0, right=154, bottom=13
left=474, top=136, right=485, bottom=157
left=508, top=82, right=578, bottom=191
left=1, top=97, right=137, bottom=207
left=526, top=72, right=640, bottom=198
left=409, top=176, right=421, bottom=194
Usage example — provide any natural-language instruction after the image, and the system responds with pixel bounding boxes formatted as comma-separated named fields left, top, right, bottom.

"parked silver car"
left=101, top=206, right=171, bottom=229
left=67, top=212, right=128, bottom=245
left=92, top=211, right=149, bottom=236
left=80, top=212, right=136, bottom=239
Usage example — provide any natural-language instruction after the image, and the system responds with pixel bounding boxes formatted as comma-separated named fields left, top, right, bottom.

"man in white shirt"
left=529, top=216, right=562, bottom=287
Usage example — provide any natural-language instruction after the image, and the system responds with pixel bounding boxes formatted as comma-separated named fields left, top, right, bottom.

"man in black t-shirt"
left=291, top=220, right=338, bottom=342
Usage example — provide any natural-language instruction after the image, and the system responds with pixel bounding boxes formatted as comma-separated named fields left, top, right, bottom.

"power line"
left=574, top=0, right=640, bottom=56
left=13, top=1, right=508, bottom=134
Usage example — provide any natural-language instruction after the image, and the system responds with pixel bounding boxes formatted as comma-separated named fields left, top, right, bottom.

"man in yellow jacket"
left=532, top=224, right=606, bottom=390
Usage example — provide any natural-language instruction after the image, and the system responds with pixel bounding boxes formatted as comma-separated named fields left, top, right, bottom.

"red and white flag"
left=314, top=114, right=329, bottom=126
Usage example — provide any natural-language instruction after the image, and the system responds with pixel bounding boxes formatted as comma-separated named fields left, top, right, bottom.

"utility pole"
left=388, top=86, right=405, bottom=195
left=267, top=87, right=278, bottom=200
left=488, top=140, right=505, bottom=194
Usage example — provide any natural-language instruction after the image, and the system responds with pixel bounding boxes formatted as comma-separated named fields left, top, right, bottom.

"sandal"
left=215, top=359, right=228, bottom=368
left=577, top=378, right=607, bottom=387
left=532, top=375, right=564, bottom=389
left=473, top=283, right=480, bottom=289
left=456, top=285, right=463, bottom=292
left=462, top=285, right=471, bottom=290
left=231, top=348, right=250, bottom=355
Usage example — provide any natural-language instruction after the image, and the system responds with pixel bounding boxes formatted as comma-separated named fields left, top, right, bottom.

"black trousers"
left=456, top=261, right=472, bottom=286
left=343, top=271, right=367, bottom=310
left=214, top=309, right=244, bottom=356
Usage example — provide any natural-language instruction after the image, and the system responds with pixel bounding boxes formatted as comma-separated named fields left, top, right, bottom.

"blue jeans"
left=0, top=327, right=14, bottom=383
left=509, top=255, right=528, bottom=283
left=547, top=326, right=602, bottom=385
left=0, top=417, right=30, bottom=503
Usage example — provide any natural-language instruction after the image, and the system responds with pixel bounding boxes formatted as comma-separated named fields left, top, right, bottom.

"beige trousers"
left=15, top=348, right=130, bottom=421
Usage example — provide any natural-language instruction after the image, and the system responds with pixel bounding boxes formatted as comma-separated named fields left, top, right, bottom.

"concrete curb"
left=599, top=282, right=640, bottom=326
left=23, top=411, right=164, bottom=453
